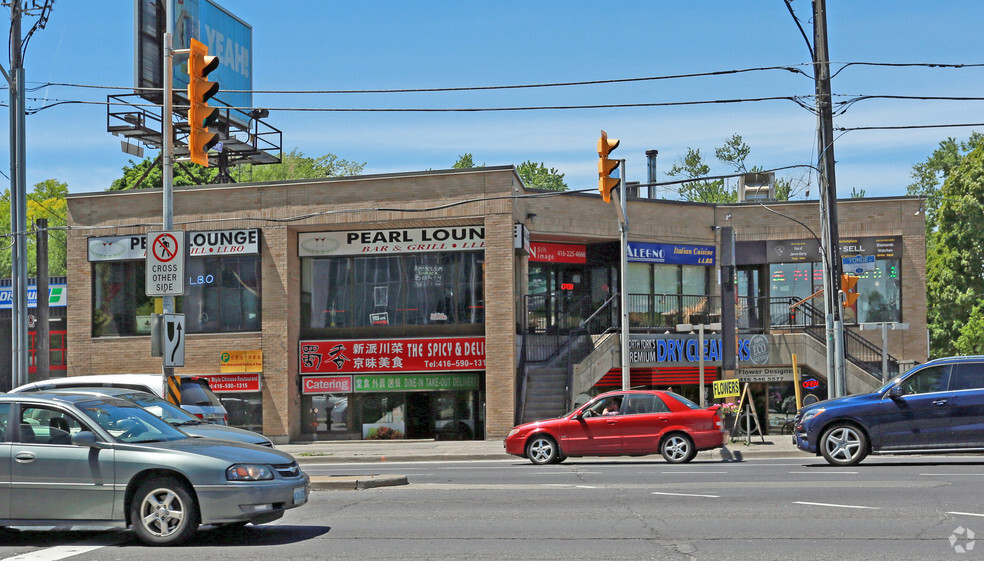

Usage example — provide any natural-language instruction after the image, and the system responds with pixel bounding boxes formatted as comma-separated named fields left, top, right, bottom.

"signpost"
left=162, top=313, right=185, bottom=367
left=146, top=230, right=186, bottom=297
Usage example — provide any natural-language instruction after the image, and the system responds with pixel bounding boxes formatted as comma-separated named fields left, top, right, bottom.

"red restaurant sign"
left=197, top=373, right=261, bottom=393
left=302, top=375, right=353, bottom=394
left=300, top=337, right=486, bottom=374
left=529, top=242, right=587, bottom=264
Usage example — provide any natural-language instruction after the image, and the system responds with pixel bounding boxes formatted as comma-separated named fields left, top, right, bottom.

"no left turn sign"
left=146, top=230, right=186, bottom=297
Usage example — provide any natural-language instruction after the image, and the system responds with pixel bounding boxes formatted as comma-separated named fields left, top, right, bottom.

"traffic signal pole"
left=162, top=3, right=176, bottom=400
left=617, top=160, right=630, bottom=391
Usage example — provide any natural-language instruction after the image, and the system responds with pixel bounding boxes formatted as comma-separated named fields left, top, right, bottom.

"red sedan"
left=504, top=390, right=726, bottom=464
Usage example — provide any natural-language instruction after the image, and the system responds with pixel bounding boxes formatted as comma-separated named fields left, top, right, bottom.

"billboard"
left=135, top=0, right=252, bottom=124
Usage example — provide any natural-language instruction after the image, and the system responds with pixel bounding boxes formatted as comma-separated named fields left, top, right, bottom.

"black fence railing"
left=525, top=292, right=901, bottom=377
left=789, top=299, right=902, bottom=381
left=625, top=294, right=722, bottom=331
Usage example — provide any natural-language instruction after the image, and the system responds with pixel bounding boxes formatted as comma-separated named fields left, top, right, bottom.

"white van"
left=10, top=374, right=229, bottom=425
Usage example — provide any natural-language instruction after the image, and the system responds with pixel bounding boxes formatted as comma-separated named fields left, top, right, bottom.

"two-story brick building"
left=64, top=166, right=926, bottom=442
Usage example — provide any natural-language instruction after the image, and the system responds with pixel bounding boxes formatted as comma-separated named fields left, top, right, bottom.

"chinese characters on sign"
left=299, top=337, right=486, bottom=374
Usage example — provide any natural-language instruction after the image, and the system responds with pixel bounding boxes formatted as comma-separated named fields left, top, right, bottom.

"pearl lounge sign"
left=299, top=227, right=486, bottom=256
left=88, top=229, right=259, bottom=261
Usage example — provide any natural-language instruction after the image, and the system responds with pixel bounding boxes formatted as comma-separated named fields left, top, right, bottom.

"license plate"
left=293, top=486, right=307, bottom=505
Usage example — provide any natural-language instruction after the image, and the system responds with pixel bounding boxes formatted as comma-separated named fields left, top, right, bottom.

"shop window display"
left=303, top=252, right=484, bottom=329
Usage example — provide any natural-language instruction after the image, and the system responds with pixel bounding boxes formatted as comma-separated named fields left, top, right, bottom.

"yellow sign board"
left=713, top=379, right=741, bottom=398
left=220, top=350, right=263, bottom=373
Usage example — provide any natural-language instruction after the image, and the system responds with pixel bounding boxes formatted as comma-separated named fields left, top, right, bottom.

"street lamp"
left=676, top=322, right=722, bottom=407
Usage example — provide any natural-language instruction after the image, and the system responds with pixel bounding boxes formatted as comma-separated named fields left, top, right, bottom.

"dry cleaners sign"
left=628, top=334, right=770, bottom=366
left=88, top=229, right=259, bottom=261
left=299, top=226, right=485, bottom=256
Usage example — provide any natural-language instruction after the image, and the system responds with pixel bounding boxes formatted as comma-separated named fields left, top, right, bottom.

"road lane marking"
left=545, top=484, right=597, bottom=489
left=794, top=501, right=879, bottom=510
left=921, top=473, right=984, bottom=477
left=651, top=491, right=720, bottom=498
left=3, top=538, right=125, bottom=561
left=788, top=471, right=858, bottom=474
left=660, top=471, right=728, bottom=474
left=947, top=511, right=984, bottom=517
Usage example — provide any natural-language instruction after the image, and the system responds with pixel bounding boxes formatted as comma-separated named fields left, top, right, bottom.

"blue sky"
left=5, top=1, right=984, bottom=198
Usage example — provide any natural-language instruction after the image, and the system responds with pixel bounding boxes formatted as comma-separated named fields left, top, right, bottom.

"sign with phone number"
left=198, top=373, right=261, bottom=393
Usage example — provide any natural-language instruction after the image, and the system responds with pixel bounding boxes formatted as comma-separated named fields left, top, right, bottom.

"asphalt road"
left=4, top=455, right=984, bottom=560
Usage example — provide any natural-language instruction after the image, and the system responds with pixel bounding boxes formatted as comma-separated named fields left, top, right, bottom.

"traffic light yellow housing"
left=841, top=273, right=860, bottom=308
left=187, top=38, right=220, bottom=166
left=597, top=130, right=620, bottom=203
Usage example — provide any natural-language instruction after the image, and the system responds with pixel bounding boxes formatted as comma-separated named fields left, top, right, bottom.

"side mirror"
left=887, top=385, right=904, bottom=400
left=71, top=431, right=103, bottom=448
left=579, top=409, right=593, bottom=419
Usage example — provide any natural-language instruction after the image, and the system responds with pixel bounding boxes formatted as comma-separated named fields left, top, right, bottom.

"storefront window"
left=92, top=261, right=154, bottom=336
left=301, top=389, right=485, bottom=440
left=653, top=264, right=678, bottom=294
left=681, top=265, right=707, bottom=295
left=769, top=262, right=816, bottom=302
left=184, top=255, right=261, bottom=332
left=303, top=252, right=484, bottom=329
left=853, top=259, right=901, bottom=323
left=92, top=256, right=261, bottom=336
left=221, top=392, right=263, bottom=432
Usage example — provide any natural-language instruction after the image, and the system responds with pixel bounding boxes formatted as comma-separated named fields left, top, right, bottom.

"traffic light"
left=187, top=38, right=220, bottom=166
left=841, top=273, right=860, bottom=308
left=597, top=130, right=620, bottom=203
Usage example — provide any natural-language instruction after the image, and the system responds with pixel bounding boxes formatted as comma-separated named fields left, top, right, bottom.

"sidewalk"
left=280, top=434, right=805, bottom=489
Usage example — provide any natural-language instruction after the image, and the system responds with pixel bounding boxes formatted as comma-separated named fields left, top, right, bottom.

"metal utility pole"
left=35, top=218, right=49, bottom=379
left=813, top=0, right=846, bottom=397
left=8, top=1, right=27, bottom=388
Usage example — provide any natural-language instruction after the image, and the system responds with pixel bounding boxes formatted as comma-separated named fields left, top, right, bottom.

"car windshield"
left=116, top=392, right=202, bottom=426
left=76, top=398, right=189, bottom=443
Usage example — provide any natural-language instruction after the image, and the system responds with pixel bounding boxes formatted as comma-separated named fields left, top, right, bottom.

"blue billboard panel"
left=627, top=242, right=715, bottom=266
left=172, top=0, right=252, bottom=121
left=135, top=0, right=252, bottom=124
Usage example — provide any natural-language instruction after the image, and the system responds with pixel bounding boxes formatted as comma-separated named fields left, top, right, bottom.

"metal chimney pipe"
left=645, top=149, right=659, bottom=199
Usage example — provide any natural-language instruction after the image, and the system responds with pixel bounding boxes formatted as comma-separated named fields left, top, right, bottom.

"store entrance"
left=302, top=389, right=485, bottom=440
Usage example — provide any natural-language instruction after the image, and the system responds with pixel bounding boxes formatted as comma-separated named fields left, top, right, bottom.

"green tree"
left=451, top=154, right=566, bottom=190
left=110, top=149, right=366, bottom=190
left=236, top=149, right=365, bottom=182
left=453, top=153, right=479, bottom=169
left=516, top=161, right=567, bottom=191
left=906, top=133, right=984, bottom=236
left=666, top=147, right=735, bottom=203
left=0, top=179, right=69, bottom=278
left=110, top=157, right=217, bottom=190
left=926, top=143, right=984, bottom=357
left=668, top=134, right=792, bottom=203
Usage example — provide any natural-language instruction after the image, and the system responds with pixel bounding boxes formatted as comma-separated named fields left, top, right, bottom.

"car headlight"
left=507, top=428, right=520, bottom=438
left=800, top=408, right=826, bottom=424
left=226, top=464, right=274, bottom=481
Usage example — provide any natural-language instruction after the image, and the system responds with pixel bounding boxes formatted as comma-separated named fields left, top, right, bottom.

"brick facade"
left=65, top=167, right=926, bottom=442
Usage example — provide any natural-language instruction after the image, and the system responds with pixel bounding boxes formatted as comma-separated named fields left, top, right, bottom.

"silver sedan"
left=0, top=392, right=309, bottom=546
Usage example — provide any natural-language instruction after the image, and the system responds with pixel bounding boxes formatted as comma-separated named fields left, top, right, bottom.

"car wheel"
left=130, top=477, right=200, bottom=546
left=820, top=424, right=868, bottom=466
left=660, top=433, right=696, bottom=464
left=526, top=435, right=560, bottom=465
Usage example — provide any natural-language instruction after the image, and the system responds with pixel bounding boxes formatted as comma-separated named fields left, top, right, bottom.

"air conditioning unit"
left=738, top=172, right=775, bottom=202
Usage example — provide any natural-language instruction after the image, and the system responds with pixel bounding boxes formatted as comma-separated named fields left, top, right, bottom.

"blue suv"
left=794, top=356, right=984, bottom=466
